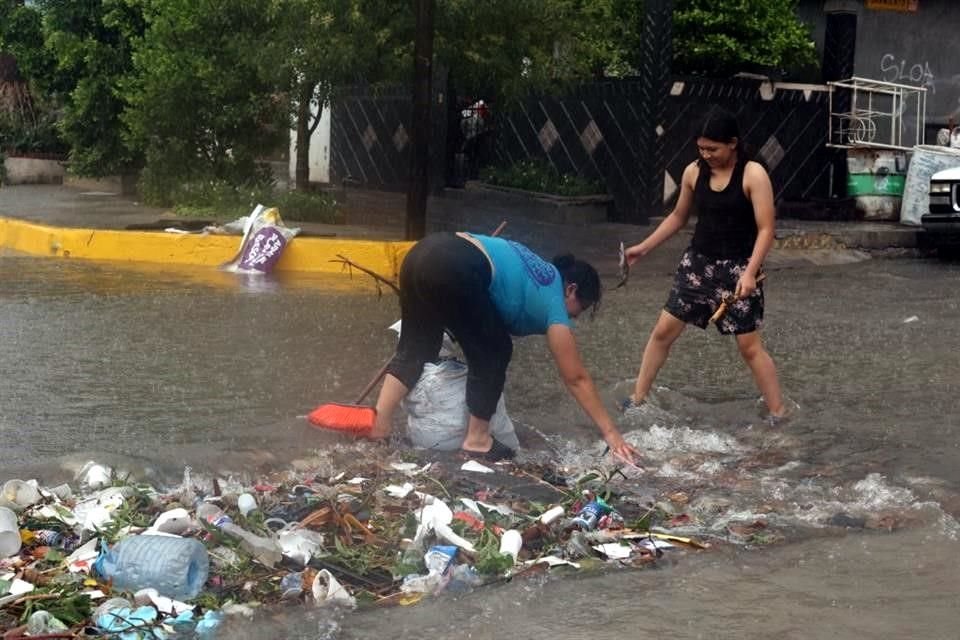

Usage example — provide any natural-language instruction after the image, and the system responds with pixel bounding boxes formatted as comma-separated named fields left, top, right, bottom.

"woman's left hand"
left=735, top=272, right=757, bottom=299
left=604, top=432, right=641, bottom=467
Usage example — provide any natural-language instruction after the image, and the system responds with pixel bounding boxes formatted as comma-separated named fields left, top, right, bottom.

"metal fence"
left=330, top=75, right=835, bottom=224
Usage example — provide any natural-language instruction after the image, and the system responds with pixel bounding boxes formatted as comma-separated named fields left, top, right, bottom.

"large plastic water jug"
left=95, top=534, right=209, bottom=600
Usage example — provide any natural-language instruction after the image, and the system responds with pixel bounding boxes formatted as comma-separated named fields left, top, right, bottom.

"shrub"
left=0, top=151, right=6, bottom=184
left=168, top=179, right=341, bottom=224
left=480, top=158, right=605, bottom=197
left=168, top=179, right=273, bottom=219
left=272, top=189, right=341, bottom=224
left=0, top=105, right=68, bottom=158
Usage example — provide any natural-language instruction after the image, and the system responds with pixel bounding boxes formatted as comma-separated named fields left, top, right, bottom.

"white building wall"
left=289, top=102, right=331, bottom=184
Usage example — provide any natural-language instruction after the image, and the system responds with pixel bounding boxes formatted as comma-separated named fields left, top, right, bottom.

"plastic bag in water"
left=221, top=204, right=300, bottom=274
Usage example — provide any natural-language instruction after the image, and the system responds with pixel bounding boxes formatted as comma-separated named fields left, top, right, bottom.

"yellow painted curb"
left=0, top=216, right=414, bottom=279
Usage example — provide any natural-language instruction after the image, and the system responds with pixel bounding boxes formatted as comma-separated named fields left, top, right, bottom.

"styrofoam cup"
left=539, top=505, right=565, bottom=525
left=0, top=506, right=22, bottom=557
left=81, top=463, right=111, bottom=489
left=237, top=493, right=257, bottom=517
left=498, top=529, right=522, bottom=562
left=2, top=479, right=41, bottom=508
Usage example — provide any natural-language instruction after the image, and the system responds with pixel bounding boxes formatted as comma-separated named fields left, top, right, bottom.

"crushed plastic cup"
left=150, top=508, right=192, bottom=535
left=0, top=506, right=22, bottom=557
left=280, top=572, right=304, bottom=600
left=26, top=610, right=69, bottom=635
left=2, top=479, right=42, bottom=509
left=278, top=528, right=324, bottom=566
left=78, top=462, right=112, bottom=489
left=311, top=569, right=356, bottom=607
left=48, top=484, right=73, bottom=501
left=94, top=597, right=133, bottom=621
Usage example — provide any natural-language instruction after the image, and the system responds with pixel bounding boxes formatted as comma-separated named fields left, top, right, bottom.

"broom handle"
left=353, top=220, right=509, bottom=405
left=354, top=359, right=392, bottom=404
left=709, top=273, right=767, bottom=324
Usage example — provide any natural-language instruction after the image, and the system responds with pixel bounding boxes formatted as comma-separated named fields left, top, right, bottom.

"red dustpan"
left=308, top=360, right=388, bottom=436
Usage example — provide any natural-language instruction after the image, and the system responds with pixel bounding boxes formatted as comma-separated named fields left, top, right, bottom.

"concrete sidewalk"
left=0, top=184, right=925, bottom=275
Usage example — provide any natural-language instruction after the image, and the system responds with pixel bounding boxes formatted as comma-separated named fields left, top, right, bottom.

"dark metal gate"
left=490, top=76, right=833, bottom=223
left=330, top=76, right=834, bottom=225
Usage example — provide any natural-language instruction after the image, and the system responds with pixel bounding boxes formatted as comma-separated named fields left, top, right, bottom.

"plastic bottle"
left=94, top=535, right=209, bottom=600
left=568, top=497, right=612, bottom=531
left=196, top=502, right=281, bottom=567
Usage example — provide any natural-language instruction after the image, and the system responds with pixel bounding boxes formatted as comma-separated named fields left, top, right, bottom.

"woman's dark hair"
left=553, top=253, right=602, bottom=315
left=695, top=107, right=756, bottom=163
left=696, top=107, right=740, bottom=144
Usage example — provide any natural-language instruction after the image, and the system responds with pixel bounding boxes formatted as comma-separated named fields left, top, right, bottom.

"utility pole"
left=635, top=0, right=673, bottom=223
left=406, top=0, right=435, bottom=240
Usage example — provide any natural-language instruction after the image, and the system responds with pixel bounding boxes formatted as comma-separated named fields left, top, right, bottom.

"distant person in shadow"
left=369, top=231, right=639, bottom=464
left=623, top=108, right=787, bottom=421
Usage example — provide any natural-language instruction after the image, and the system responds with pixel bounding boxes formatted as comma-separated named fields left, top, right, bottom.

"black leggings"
left=386, top=233, right=512, bottom=421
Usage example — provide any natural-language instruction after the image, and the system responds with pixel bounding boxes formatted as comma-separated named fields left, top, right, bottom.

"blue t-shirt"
left=473, top=235, right=572, bottom=336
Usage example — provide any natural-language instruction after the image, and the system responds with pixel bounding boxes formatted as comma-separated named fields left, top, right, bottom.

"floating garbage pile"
left=0, top=454, right=713, bottom=638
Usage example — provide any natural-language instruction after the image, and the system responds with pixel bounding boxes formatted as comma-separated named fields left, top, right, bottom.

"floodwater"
left=2, top=252, right=960, bottom=638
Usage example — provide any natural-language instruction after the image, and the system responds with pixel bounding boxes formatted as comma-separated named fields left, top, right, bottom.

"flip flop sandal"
left=461, top=436, right=515, bottom=463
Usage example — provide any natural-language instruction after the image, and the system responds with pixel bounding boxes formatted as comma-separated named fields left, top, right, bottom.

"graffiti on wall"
left=880, top=53, right=935, bottom=93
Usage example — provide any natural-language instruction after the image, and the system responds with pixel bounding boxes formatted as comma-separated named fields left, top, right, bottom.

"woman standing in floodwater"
left=623, top=108, right=786, bottom=420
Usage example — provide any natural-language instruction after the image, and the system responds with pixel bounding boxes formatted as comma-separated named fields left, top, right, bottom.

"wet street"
left=2, top=247, right=959, bottom=638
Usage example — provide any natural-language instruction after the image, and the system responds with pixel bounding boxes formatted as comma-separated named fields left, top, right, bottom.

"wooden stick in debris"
left=330, top=221, right=508, bottom=297
left=709, top=273, right=767, bottom=325
left=330, top=254, right=401, bottom=297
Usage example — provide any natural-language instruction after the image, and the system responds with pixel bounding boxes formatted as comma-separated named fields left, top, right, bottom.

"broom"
left=307, top=359, right=390, bottom=435
left=709, top=273, right=767, bottom=325
left=307, top=221, right=508, bottom=436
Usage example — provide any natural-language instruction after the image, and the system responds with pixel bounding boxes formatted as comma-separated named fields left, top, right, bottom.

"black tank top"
left=690, top=158, right=757, bottom=260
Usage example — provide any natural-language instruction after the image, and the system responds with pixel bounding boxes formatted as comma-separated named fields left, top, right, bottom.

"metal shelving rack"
left=827, top=76, right=927, bottom=150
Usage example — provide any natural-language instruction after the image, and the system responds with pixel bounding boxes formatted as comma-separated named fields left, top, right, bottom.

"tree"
left=121, top=0, right=289, bottom=203
left=273, top=0, right=411, bottom=191
left=672, top=0, right=816, bottom=77
left=0, top=2, right=68, bottom=155
left=38, top=0, right=144, bottom=175
left=0, top=2, right=58, bottom=96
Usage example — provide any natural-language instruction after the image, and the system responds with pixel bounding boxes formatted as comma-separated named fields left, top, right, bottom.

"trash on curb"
left=221, top=205, right=300, bottom=274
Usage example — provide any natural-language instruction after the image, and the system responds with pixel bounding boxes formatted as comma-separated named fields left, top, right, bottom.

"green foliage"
left=473, top=529, right=515, bottom=576
left=0, top=4, right=59, bottom=92
left=21, top=592, right=91, bottom=626
left=157, top=178, right=272, bottom=217
left=123, top=0, right=289, bottom=201
left=0, top=151, right=5, bottom=184
left=94, top=491, right=153, bottom=545
left=39, top=0, right=145, bottom=176
left=481, top=159, right=605, bottom=197
left=0, top=102, right=68, bottom=156
left=673, top=0, right=817, bottom=77
left=273, top=189, right=341, bottom=224
left=167, top=179, right=340, bottom=224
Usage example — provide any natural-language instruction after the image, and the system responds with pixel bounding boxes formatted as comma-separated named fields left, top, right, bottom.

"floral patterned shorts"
left=664, top=248, right=764, bottom=335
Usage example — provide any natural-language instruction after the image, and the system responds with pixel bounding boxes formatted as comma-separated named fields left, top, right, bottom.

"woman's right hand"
left=624, top=243, right=645, bottom=266
left=367, top=412, right=392, bottom=440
